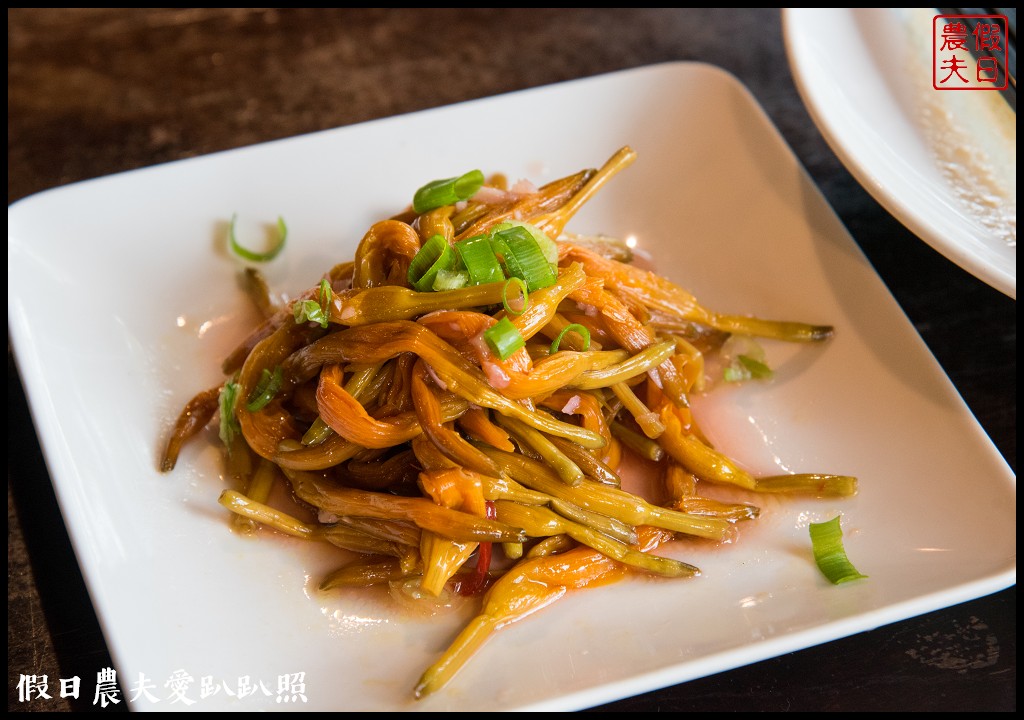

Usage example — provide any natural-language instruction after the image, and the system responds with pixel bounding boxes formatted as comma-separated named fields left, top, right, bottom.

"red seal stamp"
left=933, top=13, right=1010, bottom=90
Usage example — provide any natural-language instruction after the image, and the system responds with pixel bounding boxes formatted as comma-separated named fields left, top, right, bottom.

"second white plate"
left=784, top=8, right=1016, bottom=298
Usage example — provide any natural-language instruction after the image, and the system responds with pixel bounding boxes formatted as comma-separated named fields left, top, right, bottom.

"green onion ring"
left=229, top=214, right=288, bottom=262
left=246, top=366, right=284, bottom=412
left=550, top=324, right=591, bottom=354
left=501, top=277, right=529, bottom=315
left=483, top=316, right=526, bottom=361
left=809, top=515, right=867, bottom=584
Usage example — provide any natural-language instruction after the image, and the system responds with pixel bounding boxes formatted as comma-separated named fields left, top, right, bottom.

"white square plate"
left=7, top=62, right=1016, bottom=711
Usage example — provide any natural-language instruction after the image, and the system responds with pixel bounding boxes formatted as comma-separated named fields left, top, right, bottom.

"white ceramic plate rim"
left=8, top=62, right=1016, bottom=711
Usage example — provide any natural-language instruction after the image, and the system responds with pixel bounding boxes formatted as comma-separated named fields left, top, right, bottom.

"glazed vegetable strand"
left=160, top=147, right=856, bottom=701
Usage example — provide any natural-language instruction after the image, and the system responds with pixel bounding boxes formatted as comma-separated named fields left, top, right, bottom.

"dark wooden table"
left=8, top=9, right=1015, bottom=712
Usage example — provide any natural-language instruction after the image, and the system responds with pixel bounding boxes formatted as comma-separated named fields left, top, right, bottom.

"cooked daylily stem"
left=232, top=458, right=281, bottom=534
left=416, top=205, right=455, bottom=244
left=219, top=490, right=314, bottom=538
left=414, top=446, right=483, bottom=596
left=317, top=525, right=407, bottom=557
left=275, top=435, right=362, bottom=469
left=656, top=403, right=757, bottom=489
left=283, top=467, right=527, bottom=544
left=658, top=405, right=855, bottom=495
left=329, top=283, right=509, bottom=326
left=415, top=616, right=496, bottom=699
left=420, top=533, right=476, bottom=597
left=301, top=416, right=334, bottom=446
left=303, top=362, right=390, bottom=446
left=547, top=498, right=636, bottom=545
left=711, top=315, right=833, bottom=343
left=286, top=321, right=606, bottom=448
left=320, top=558, right=412, bottom=589
left=755, top=474, right=858, bottom=497
left=610, top=382, right=664, bottom=438
left=161, top=384, right=221, bottom=471
left=479, top=446, right=730, bottom=541
left=220, top=488, right=411, bottom=557
left=568, top=340, right=675, bottom=389
left=456, top=408, right=515, bottom=452
left=493, top=501, right=694, bottom=578
left=455, top=169, right=593, bottom=241
left=663, top=461, right=698, bottom=502
left=660, top=425, right=757, bottom=489
left=415, top=541, right=659, bottom=699
left=673, top=496, right=761, bottom=521
left=482, top=473, right=631, bottom=543
left=412, top=359, right=500, bottom=477
left=507, top=263, right=586, bottom=341
left=526, top=534, right=576, bottom=558
left=547, top=435, right=621, bottom=487
left=496, top=415, right=586, bottom=487
left=532, top=146, right=638, bottom=238
left=294, top=386, right=470, bottom=460
left=242, top=267, right=281, bottom=318
left=338, top=516, right=422, bottom=546
left=343, top=449, right=420, bottom=490
left=559, top=240, right=833, bottom=344
left=479, top=474, right=551, bottom=506
left=502, top=542, right=524, bottom=560
left=610, top=420, right=665, bottom=462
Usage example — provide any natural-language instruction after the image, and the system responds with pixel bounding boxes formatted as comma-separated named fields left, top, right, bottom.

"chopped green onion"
left=809, top=515, right=867, bottom=584
left=550, top=323, right=591, bottom=353
left=229, top=214, right=288, bottom=262
left=490, top=223, right=557, bottom=291
left=501, top=277, right=529, bottom=315
left=739, top=355, right=772, bottom=378
left=405, top=220, right=557, bottom=294
left=724, top=354, right=774, bottom=382
left=456, top=234, right=504, bottom=286
left=293, top=299, right=328, bottom=328
left=432, top=268, right=469, bottom=291
left=488, top=234, right=524, bottom=284
left=318, top=277, right=332, bottom=307
left=219, top=380, right=241, bottom=450
left=245, top=366, right=283, bottom=412
left=292, top=278, right=333, bottom=329
left=407, top=235, right=457, bottom=292
left=483, top=316, right=525, bottom=360
left=493, top=220, right=558, bottom=264
left=722, top=335, right=773, bottom=383
left=413, top=170, right=485, bottom=214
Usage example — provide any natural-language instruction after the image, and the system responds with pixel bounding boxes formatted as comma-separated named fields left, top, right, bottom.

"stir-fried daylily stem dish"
left=161, top=147, right=856, bottom=699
